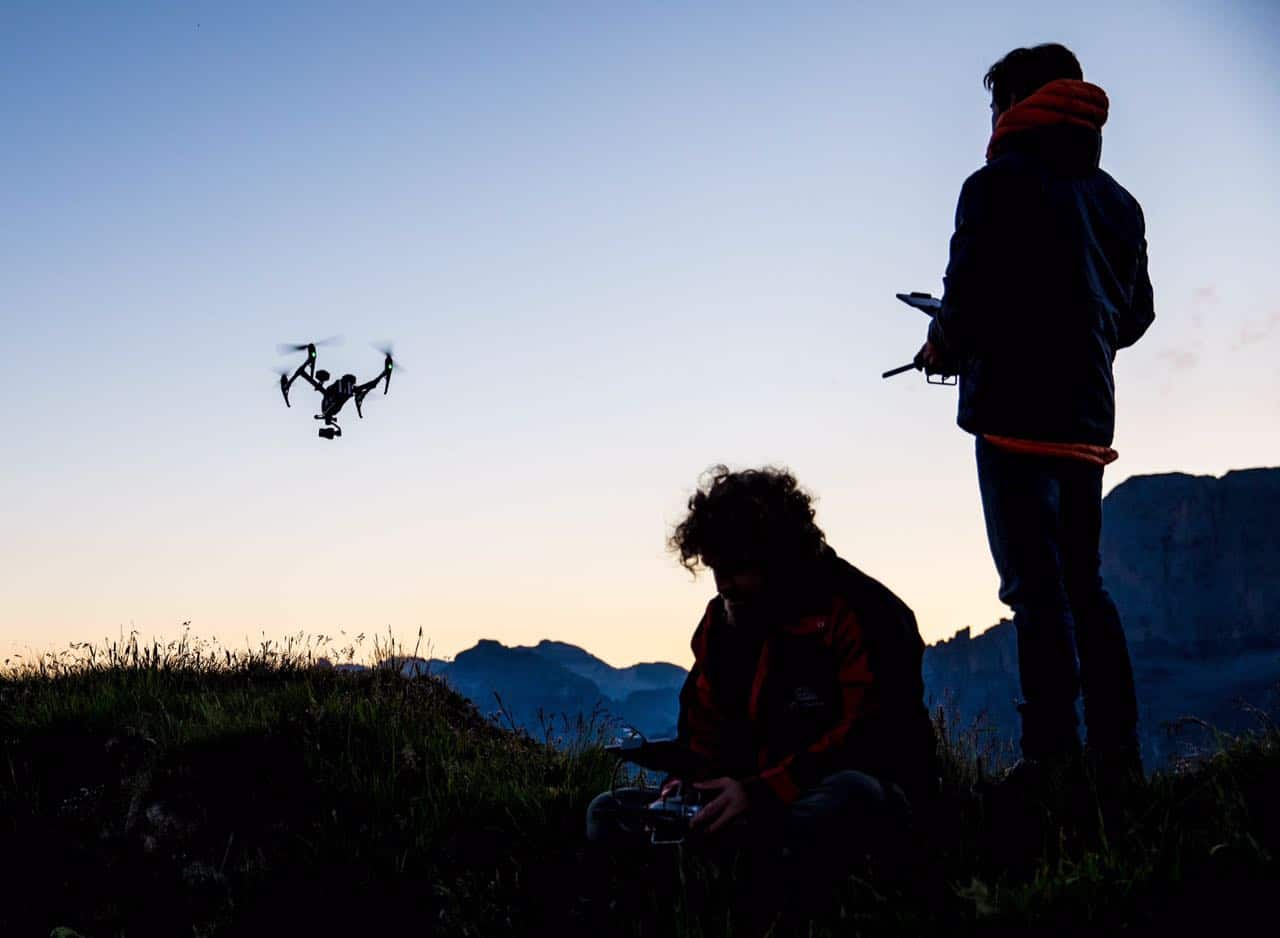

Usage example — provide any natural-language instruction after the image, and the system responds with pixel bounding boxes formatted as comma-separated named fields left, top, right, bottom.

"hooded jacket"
left=675, top=549, right=939, bottom=805
left=928, top=79, right=1155, bottom=447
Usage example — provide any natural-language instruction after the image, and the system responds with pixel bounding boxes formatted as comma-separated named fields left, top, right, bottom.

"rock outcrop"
left=1101, top=468, right=1280, bottom=653
left=924, top=467, right=1280, bottom=766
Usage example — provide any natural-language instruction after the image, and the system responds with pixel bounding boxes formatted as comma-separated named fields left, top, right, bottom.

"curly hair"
left=668, top=465, right=828, bottom=576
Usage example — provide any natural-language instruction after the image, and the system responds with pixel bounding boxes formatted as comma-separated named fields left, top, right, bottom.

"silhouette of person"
left=586, top=466, right=938, bottom=909
left=917, top=44, right=1154, bottom=786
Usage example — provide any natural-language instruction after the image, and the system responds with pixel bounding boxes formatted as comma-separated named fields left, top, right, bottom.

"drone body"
left=277, top=340, right=397, bottom=439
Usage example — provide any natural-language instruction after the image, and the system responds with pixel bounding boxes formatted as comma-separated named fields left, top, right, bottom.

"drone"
left=276, top=338, right=400, bottom=439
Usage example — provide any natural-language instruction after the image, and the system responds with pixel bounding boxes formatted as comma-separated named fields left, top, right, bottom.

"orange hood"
left=987, top=78, right=1109, bottom=162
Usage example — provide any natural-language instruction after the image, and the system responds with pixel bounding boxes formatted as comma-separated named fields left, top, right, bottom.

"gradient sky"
left=3, top=1, right=1278, bottom=669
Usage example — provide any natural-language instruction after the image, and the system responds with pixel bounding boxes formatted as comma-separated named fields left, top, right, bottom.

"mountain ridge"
left=384, top=467, right=1279, bottom=764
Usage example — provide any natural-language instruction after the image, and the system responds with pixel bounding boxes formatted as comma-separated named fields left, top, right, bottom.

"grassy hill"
left=2, top=636, right=1277, bottom=937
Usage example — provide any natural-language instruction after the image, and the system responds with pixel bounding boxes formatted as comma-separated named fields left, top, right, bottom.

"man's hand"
left=649, top=777, right=683, bottom=807
left=915, top=340, right=953, bottom=376
left=689, top=777, right=750, bottom=834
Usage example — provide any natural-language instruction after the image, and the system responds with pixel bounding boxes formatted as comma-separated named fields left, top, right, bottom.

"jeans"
left=975, top=436, right=1139, bottom=759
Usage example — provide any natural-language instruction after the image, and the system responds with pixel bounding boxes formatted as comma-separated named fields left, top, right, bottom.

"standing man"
left=919, top=44, right=1154, bottom=786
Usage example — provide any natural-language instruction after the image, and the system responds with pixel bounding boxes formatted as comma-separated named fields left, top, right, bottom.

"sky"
left=2, top=0, right=1278, bottom=669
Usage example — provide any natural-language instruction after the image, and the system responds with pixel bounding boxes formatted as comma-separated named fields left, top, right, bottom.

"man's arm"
left=675, top=663, right=720, bottom=766
left=673, top=608, right=724, bottom=780
left=928, top=169, right=1004, bottom=362
left=742, top=613, right=875, bottom=806
left=1117, top=206, right=1154, bottom=349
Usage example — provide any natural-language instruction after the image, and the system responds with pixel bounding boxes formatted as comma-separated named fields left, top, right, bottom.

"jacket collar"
left=987, top=78, right=1108, bottom=165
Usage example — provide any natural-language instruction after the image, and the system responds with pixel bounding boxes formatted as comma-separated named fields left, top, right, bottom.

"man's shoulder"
left=688, top=596, right=722, bottom=658
left=823, top=553, right=927, bottom=673
left=963, top=150, right=1047, bottom=188
left=958, top=163, right=996, bottom=196
left=954, top=159, right=1033, bottom=220
left=823, top=552, right=916, bottom=626
left=979, top=152, right=1143, bottom=215
left=1094, top=168, right=1146, bottom=218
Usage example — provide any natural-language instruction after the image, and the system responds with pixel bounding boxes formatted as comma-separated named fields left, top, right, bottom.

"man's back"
left=818, top=552, right=939, bottom=794
left=935, top=110, right=1154, bottom=446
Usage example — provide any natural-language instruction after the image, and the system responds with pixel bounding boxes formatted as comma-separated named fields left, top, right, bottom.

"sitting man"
left=587, top=466, right=938, bottom=882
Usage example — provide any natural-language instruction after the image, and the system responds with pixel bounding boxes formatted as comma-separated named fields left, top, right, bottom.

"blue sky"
left=2, top=1, right=1278, bottom=667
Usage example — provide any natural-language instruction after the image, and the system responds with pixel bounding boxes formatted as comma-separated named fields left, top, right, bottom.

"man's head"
left=984, top=43, right=1083, bottom=127
left=669, top=466, right=828, bottom=620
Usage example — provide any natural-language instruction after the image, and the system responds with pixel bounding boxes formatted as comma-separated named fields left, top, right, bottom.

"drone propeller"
left=276, top=335, right=343, bottom=356
left=371, top=342, right=407, bottom=369
left=274, top=367, right=293, bottom=407
left=372, top=342, right=405, bottom=394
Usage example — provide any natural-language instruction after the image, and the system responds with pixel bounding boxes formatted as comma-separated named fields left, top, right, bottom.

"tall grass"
left=2, top=633, right=1276, bottom=937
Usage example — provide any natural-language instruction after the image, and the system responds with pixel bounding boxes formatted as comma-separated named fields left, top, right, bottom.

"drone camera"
left=318, top=428, right=337, bottom=440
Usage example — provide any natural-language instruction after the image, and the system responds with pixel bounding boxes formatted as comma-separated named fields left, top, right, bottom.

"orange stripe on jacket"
left=983, top=434, right=1118, bottom=466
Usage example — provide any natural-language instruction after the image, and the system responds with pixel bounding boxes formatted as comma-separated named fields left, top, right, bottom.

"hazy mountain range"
left=366, top=467, right=1280, bottom=768
left=396, top=639, right=685, bottom=739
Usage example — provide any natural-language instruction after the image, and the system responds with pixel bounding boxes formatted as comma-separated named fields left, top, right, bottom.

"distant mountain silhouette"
left=377, top=638, right=685, bottom=739
left=382, top=468, right=1279, bottom=767
left=524, top=640, right=686, bottom=702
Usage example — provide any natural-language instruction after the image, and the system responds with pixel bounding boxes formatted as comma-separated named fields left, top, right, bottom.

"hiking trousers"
left=975, top=436, right=1140, bottom=759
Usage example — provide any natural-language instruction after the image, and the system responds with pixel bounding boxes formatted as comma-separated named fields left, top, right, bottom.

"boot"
left=1085, top=740, right=1146, bottom=834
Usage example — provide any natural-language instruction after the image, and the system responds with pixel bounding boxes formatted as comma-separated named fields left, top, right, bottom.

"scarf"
left=987, top=78, right=1109, bottom=162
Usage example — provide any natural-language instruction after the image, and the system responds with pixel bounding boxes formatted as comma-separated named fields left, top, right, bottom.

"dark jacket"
left=928, top=123, right=1155, bottom=446
left=675, top=549, right=939, bottom=805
